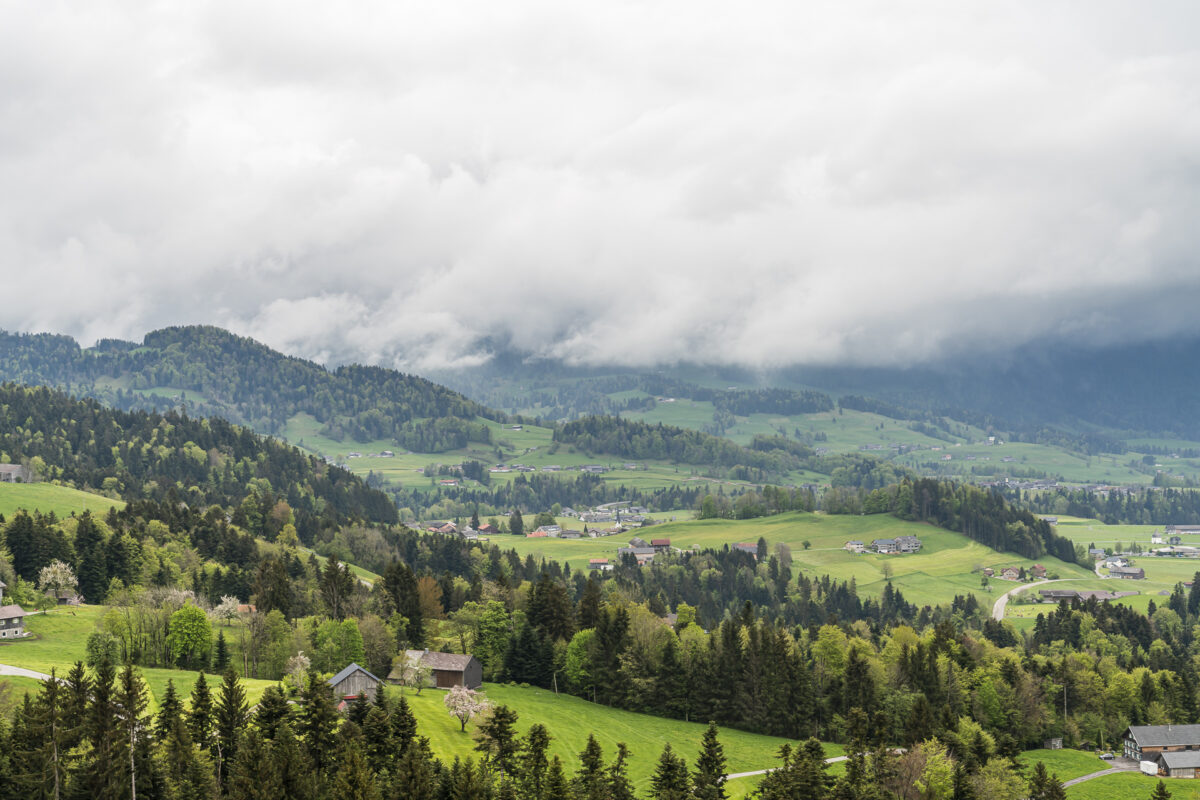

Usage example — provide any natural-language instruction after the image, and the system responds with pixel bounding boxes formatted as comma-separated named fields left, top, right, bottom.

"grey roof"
left=1160, top=751, right=1200, bottom=770
left=0, top=604, right=25, bottom=620
left=1127, top=725, right=1200, bottom=748
left=405, top=650, right=476, bottom=671
left=327, top=663, right=381, bottom=688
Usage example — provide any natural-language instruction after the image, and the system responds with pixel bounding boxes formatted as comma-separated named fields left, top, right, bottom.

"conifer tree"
left=691, top=722, right=728, bottom=800
left=187, top=672, right=214, bottom=753
left=24, top=668, right=70, bottom=800
left=213, top=630, right=230, bottom=673
left=330, top=739, right=381, bottom=800
left=650, top=743, right=690, bottom=800
left=214, top=668, right=249, bottom=789
left=1151, top=779, right=1173, bottom=800
left=574, top=734, right=607, bottom=800
left=607, top=741, right=636, bottom=800
left=517, top=723, right=552, bottom=800
left=113, top=663, right=153, bottom=800
left=227, top=728, right=284, bottom=800
left=390, top=735, right=438, bottom=800
left=391, top=695, right=417, bottom=754
left=254, top=684, right=292, bottom=740
left=299, top=671, right=340, bottom=775
left=544, top=755, right=571, bottom=800
left=475, top=704, right=520, bottom=777
left=362, top=705, right=393, bottom=774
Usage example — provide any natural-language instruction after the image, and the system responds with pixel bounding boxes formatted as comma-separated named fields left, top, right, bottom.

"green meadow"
left=1066, top=772, right=1200, bottom=799
left=0, top=482, right=124, bottom=519
left=497, top=511, right=1094, bottom=608
left=394, top=682, right=832, bottom=798
left=0, top=606, right=279, bottom=710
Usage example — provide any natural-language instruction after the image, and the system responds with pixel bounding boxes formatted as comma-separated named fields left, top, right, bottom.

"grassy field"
left=0, top=482, right=124, bottom=518
left=394, top=682, right=833, bottom=797
left=1017, top=748, right=1110, bottom=781
left=494, top=511, right=1094, bottom=608
left=0, top=606, right=278, bottom=709
left=1067, top=771, right=1200, bottom=799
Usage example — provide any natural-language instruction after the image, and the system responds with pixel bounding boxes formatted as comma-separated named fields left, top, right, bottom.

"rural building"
left=1109, top=565, right=1146, bottom=580
left=1088, top=548, right=1106, bottom=559
left=651, top=539, right=671, bottom=552
left=1030, top=564, right=1047, bottom=579
left=617, top=546, right=656, bottom=565
left=327, top=663, right=382, bottom=703
left=1125, top=724, right=1200, bottom=763
left=588, top=558, right=613, bottom=572
left=1038, top=516, right=1059, bottom=525
left=982, top=568, right=994, bottom=577
left=1152, top=531, right=1165, bottom=545
left=999, top=567, right=1021, bottom=581
left=845, top=541, right=866, bottom=553
left=0, top=582, right=25, bottom=638
left=534, top=525, right=562, bottom=536
left=1157, top=751, right=1200, bottom=778
left=1043, top=738, right=1063, bottom=750
left=894, top=536, right=922, bottom=553
left=1166, top=525, right=1200, bottom=536
left=476, top=524, right=499, bottom=535
left=1039, top=589, right=1137, bottom=603
left=0, top=464, right=31, bottom=483
left=395, top=650, right=483, bottom=689
left=1170, top=536, right=1185, bottom=546
left=559, top=529, right=583, bottom=539
left=872, top=539, right=897, bottom=554
left=732, top=542, right=759, bottom=558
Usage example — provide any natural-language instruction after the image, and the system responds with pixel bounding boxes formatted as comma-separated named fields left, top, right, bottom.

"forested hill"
left=0, top=383, right=397, bottom=531
left=0, top=326, right=504, bottom=442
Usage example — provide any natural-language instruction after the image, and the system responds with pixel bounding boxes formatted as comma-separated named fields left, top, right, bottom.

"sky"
left=2, top=1, right=1200, bottom=372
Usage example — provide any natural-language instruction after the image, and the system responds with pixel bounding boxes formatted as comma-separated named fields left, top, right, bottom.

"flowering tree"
left=444, top=685, right=488, bottom=732
left=37, top=560, right=77, bottom=608
left=286, top=652, right=311, bottom=691
left=211, top=595, right=240, bottom=626
left=395, top=654, right=432, bottom=695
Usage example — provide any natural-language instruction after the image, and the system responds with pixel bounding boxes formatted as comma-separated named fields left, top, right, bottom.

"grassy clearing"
left=1066, top=771, right=1200, bottom=799
left=1017, top=749, right=1110, bottom=781
left=393, top=682, right=830, bottom=795
left=0, top=606, right=278, bottom=709
left=0, top=482, right=124, bottom=518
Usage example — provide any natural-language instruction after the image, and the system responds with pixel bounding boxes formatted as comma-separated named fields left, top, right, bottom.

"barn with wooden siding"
left=327, top=663, right=382, bottom=702
left=392, top=650, right=483, bottom=689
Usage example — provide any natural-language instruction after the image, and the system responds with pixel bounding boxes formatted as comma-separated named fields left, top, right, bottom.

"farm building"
left=588, top=558, right=613, bottom=572
left=394, top=650, right=483, bottom=689
left=1109, top=565, right=1146, bottom=580
left=1039, top=589, right=1137, bottom=603
left=894, top=536, right=922, bottom=553
left=1125, top=724, right=1200, bottom=764
left=872, top=539, right=897, bottom=554
left=1157, top=751, right=1200, bottom=778
left=617, top=546, right=656, bottom=565
left=0, top=464, right=31, bottom=483
left=1152, top=531, right=1164, bottom=545
left=476, top=524, right=499, bottom=535
left=558, top=529, right=583, bottom=539
left=650, top=539, right=672, bottom=553
left=1030, top=564, right=1047, bottom=579
left=1166, top=525, right=1200, bottom=536
left=0, top=580, right=25, bottom=638
left=1088, top=548, right=1106, bottom=559
left=328, top=663, right=382, bottom=703
left=845, top=541, right=866, bottom=553
left=998, top=567, right=1021, bottom=581
left=732, top=542, right=759, bottom=558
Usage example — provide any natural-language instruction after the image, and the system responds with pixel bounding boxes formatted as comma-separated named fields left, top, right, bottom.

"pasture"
left=0, top=482, right=124, bottom=519
left=498, top=511, right=1094, bottom=608
left=395, top=682, right=834, bottom=798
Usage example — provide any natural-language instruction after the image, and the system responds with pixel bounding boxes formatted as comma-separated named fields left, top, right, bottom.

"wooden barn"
left=327, top=663, right=382, bottom=703
left=392, top=650, right=483, bottom=690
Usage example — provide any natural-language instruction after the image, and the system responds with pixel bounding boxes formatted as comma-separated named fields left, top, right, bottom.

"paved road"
left=726, top=755, right=848, bottom=781
left=0, top=662, right=51, bottom=681
left=991, top=579, right=1072, bottom=621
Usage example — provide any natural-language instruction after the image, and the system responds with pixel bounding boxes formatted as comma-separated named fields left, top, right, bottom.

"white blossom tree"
left=38, top=560, right=77, bottom=609
left=211, top=595, right=240, bottom=626
left=286, top=652, right=311, bottom=691
left=396, top=654, right=433, bottom=695
left=444, top=684, right=487, bottom=732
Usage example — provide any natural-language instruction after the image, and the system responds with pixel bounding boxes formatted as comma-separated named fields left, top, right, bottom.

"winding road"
left=0, top=662, right=51, bottom=681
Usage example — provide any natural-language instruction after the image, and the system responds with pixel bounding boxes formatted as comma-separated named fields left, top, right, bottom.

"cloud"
left=2, top=1, right=1200, bottom=371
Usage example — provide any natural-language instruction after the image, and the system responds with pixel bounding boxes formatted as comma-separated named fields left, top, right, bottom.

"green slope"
left=0, top=482, right=124, bottom=519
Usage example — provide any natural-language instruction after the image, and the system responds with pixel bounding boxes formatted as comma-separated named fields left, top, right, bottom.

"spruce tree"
left=187, top=672, right=214, bottom=753
left=574, top=734, right=607, bottom=800
left=25, top=668, right=71, bottom=800
left=213, top=630, right=230, bottom=673
left=1151, top=779, right=1173, bottom=800
left=329, top=740, right=381, bottom=800
left=299, top=671, right=340, bottom=776
left=390, top=735, right=438, bottom=800
left=391, top=695, right=417, bottom=754
left=650, top=743, right=690, bottom=800
left=214, top=668, right=249, bottom=789
left=607, top=742, right=636, bottom=800
left=475, top=704, right=521, bottom=777
left=113, top=663, right=154, bottom=800
left=544, top=755, right=571, bottom=800
left=254, top=684, right=292, bottom=740
left=691, top=722, right=728, bottom=800
left=517, top=723, right=552, bottom=800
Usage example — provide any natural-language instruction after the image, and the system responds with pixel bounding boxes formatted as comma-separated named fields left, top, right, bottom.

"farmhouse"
left=534, top=525, right=562, bottom=536
left=558, top=530, right=583, bottom=539
left=1088, top=548, right=1107, bottom=559
left=732, top=542, right=759, bottom=558
left=894, top=536, right=922, bottom=553
left=1125, top=724, right=1200, bottom=763
left=1030, top=564, right=1047, bottom=579
left=1039, top=589, right=1138, bottom=603
left=998, top=567, right=1021, bottom=581
left=588, top=558, right=613, bottom=572
left=327, top=663, right=382, bottom=703
left=0, top=580, right=25, bottom=639
left=617, top=546, right=656, bottom=565
left=394, top=650, right=483, bottom=689
left=844, top=541, right=866, bottom=553
left=1109, top=564, right=1146, bottom=580
left=650, top=539, right=671, bottom=553
left=1152, top=531, right=1165, bottom=545
left=872, top=539, right=897, bottom=554
left=1171, top=536, right=1185, bottom=546
left=477, top=524, right=499, bottom=535
left=0, top=464, right=31, bottom=483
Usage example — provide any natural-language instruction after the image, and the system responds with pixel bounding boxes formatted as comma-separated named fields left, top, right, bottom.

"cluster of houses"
left=843, top=536, right=922, bottom=555
left=1039, top=588, right=1138, bottom=603
left=613, top=538, right=676, bottom=567
left=981, top=564, right=1047, bottom=581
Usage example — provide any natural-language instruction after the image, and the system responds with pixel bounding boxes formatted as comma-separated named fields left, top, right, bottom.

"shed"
left=393, top=650, right=483, bottom=690
left=327, top=663, right=382, bottom=702
left=1159, top=750, right=1200, bottom=778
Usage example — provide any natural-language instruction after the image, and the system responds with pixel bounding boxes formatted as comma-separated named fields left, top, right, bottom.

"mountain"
left=0, top=326, right=505, bottom=448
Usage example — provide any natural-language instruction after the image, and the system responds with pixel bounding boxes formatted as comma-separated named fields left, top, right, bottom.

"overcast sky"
left=2, top=1, right=1199, bottom=371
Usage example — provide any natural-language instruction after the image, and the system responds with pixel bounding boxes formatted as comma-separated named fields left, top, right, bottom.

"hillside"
left=0, top=482, right=124, bottom=519
left=0, top=382, right=397, bottom=533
